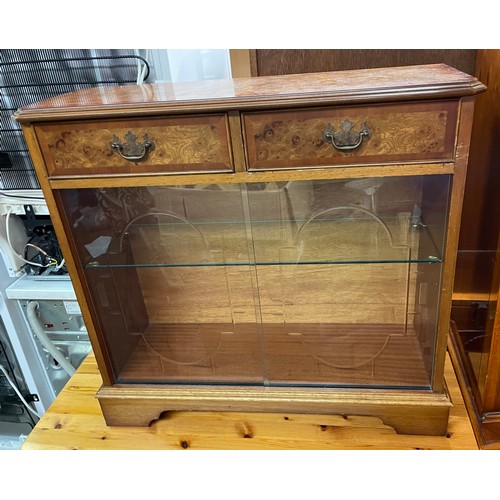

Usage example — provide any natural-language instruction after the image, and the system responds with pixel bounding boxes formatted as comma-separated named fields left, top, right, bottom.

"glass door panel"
left=57, top=174, right=450, bottom=389
left=59, top=185, right=266, bottom=385
left=246, top=176, right=450, bottom=389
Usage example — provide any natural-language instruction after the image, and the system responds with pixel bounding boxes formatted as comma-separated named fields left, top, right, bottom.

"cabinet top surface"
left=14, top=64, right=485, bottom=122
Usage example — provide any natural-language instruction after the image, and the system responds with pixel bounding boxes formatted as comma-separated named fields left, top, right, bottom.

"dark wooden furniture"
left=249, top=49, right=478, bottom=78
left=15, top=64, right=485, bottom=434
left=440, top=50, right=500, bottom=449
left=449, top=233, right=500, bottom=448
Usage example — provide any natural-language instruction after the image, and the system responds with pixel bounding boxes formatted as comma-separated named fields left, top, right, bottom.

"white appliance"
left=0, top=191, right=90, bottom=449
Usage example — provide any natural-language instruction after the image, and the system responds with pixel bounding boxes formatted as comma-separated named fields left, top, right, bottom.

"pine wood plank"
left=21, top=350, right=477, bottom=450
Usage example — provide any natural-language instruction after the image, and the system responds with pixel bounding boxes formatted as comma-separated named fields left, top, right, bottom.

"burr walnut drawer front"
left=243, top=100, right=459, bottom=171
left=34, top=114, right=234, bottom=177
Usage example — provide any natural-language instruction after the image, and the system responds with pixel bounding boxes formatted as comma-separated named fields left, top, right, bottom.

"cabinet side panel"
left=56, top=188, right=153, bottom=379
left=432, top=97, right=476, bottom=391
left=415, top=176, right=452, bottom=377
left=79, top=266, right=146, bottom=377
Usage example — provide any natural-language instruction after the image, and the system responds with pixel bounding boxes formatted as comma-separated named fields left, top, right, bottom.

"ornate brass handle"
left=323, top=119, right=371, bottom=151
left=110, top=131, right=154, bottom=162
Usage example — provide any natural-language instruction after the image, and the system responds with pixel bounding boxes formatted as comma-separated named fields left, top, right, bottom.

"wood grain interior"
left=134, top=263, right=415, bottom=324
left=117, top=322, right=430, bottom=388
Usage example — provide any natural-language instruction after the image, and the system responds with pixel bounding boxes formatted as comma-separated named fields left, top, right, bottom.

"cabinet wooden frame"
left=15, top=64, right=485, bottom=435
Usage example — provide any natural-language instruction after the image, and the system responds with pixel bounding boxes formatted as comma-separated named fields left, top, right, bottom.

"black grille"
left=0, top=49, right=150, bottom=190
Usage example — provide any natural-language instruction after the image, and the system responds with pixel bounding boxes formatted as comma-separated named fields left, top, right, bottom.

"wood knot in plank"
left=238, top=422, right=253, bottom=439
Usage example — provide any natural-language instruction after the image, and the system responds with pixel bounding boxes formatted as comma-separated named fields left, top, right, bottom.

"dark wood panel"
left=457, top=50, right=500, bottom=286
left=454, top=251, right=497, bottom=295
left=253, top=49, right=477, bottom=77
left=480, top=232, right=500, bottom=411
left=460, top=49, right=500, bottom=250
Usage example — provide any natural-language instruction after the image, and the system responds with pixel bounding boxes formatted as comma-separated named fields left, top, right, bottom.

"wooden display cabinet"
left=15, top=64, right=485, bottom=435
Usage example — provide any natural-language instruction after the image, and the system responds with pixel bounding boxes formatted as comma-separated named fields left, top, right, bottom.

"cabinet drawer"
left=35, top=114, right=234, bottom=177
left=243, top=101, right=458, bottom=170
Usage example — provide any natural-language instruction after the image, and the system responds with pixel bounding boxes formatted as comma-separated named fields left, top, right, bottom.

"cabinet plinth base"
left=96, top=384, right=451, bottom=436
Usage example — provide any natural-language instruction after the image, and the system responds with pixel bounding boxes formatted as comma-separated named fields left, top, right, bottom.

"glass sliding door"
left=57, top=174, right=450, bottom=389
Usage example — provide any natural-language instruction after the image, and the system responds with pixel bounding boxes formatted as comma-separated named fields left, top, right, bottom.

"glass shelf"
left=84, top=214, right=442, bottom=269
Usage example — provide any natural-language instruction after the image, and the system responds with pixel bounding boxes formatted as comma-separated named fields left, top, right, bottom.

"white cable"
left=26, top=301, right=76, bottom=377
left=135, top=49, right=142, bottom=84
left=137, top=49, right=150, bottom=85
left=55, top=258, right=65, bottom=271
left=5, top=210, right=50, bottom=268
left=142, top=49, right=150, bottom=83
left=0, top=363, right=42, bottom=419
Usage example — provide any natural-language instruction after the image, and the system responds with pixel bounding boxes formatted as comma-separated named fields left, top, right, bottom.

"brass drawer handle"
left=323, top=119, right=371, bottom=151
left=111, top=131, right=154, bottom=162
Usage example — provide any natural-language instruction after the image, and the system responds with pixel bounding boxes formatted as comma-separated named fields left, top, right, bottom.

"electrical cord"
left=0, top=363, right=41, bottom=419
left=5, top=209, right=58, bottom=268
left=139, top=50, right=150, bottom=84
left=25, top=243, right=58, bottom=267
left=55, top=258, right=66, bottom=271
left=135, top=49, right=150, bottom=85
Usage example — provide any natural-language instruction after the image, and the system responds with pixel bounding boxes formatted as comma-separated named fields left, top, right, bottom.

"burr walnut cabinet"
left=15, top=64, right=485, bottom=435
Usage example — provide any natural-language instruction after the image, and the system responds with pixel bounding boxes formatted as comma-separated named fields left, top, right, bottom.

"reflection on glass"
left=58, top=175, right=450, bottom=389
left=452, top=245, right=499, bottom=399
